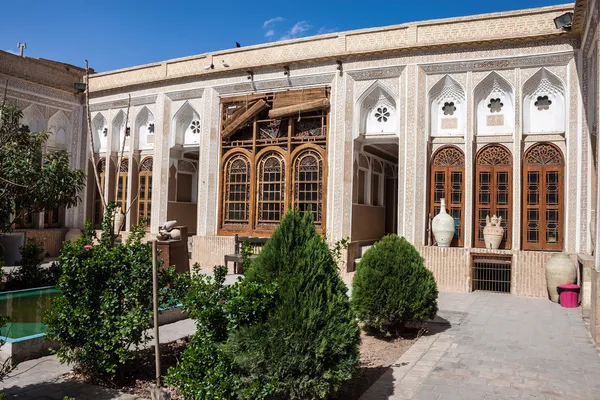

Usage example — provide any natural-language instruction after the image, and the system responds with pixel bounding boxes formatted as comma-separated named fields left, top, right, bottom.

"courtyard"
left=2, top=291, right=599, bottom=399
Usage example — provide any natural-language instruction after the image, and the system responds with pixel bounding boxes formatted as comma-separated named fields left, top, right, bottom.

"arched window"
left=293, top=150, right=323, bottom=225
left=138, top=157, right=153, bottom=227
left=222, top=154, right=251, bottom=225
left=116, top=159, right=129, bottom=213
left=93, top=158, right=106, bottom=228
left=475, top=144, right=513, bottom=249
left=430, top=146, right=465, bottom=247
left=256, top=152, right=285, bottom=227
left=522, top=143, right=564, bottom=251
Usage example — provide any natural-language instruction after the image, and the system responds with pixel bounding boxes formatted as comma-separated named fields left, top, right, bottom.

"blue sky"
left=0, top=0, right=569, bottom=72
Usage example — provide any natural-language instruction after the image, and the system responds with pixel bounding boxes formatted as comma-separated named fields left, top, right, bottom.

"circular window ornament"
left=190, top=120, right=201, bottom=134
left=374, top=106, right=390, bottom=123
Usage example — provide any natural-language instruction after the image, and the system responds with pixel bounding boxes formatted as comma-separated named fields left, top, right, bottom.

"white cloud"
left=263, top=17, right=284, bottom=28
left=317, top=26, right=337, bottom=35
left=280, top=21, right=312, bottom=40
left=265, top=29, right=275, bottom=38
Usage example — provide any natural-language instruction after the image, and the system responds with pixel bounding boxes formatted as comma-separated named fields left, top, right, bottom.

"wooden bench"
left=224, top=234, right=268, bottom=274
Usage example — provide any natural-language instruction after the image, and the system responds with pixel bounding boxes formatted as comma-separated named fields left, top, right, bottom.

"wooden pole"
left=152, top=240, right=161, bottom=386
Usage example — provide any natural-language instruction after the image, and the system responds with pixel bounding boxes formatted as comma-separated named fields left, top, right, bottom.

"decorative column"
left=513, top=68, right=522, bottom=251
left=151, top=94, right=170, bottom=234
left=464, top=71, right=475, bottom=249
left=196, top=88, right=218, bottom=236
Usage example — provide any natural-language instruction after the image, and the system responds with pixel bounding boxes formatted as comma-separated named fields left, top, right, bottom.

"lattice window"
left=430, top=146, right=465, bottom=247
left=14, top=208, right=34, bottom=229
left=138, top=157, right=153, bottom=227
left=442, top=101, right=456, bottom=116
left=523, top=143, right=563, bottom=251
left=44, top=207, right=61, bottom=228
left=475, top=144, right=512, bottom=249
left=293, top=150, right=323, bottom=225
left=223, top=154, right=250, bottom=225
left=219, top=88, right=329, bottom=235
left=116, top=159, right=129, bottom=213
left=93, top=159, right=106, bottom=228
left=257, top=153, right=285, bottom=226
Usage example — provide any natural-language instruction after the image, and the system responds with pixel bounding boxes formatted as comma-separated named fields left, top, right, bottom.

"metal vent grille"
left=471, top=254, right=512, bottom=293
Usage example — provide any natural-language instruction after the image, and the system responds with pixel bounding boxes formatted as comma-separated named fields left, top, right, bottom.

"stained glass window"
left=430, top=146, right=465, bottom=247
left=223, top=154, right=250, bottom=224
left=138, top=157, right=153, bottom=228
left=257, top=153, right=285, bottom=225
left=475, top=144, right=513, bottom=249
left=523, top=143, right=563, bottom=251
left=293, top=150, right=323, bottom=225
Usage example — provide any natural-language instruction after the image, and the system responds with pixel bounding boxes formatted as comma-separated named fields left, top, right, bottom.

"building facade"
left=4, top=2, right=600, bottom=322
left=0, top=52, right=87, bottom=256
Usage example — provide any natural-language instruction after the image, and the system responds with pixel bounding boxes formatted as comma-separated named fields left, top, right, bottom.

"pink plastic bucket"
left=557, top=283, right=580, bottom=308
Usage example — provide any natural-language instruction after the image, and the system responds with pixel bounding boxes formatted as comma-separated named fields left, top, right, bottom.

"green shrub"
left=227, top=210, right=360, bottom=400
left=45, top=203, right=154, bottom=380
left=5, top=239, right=60, bottom=291
left=351, top=234, right=438, bottom=335
left=165, top=265, right=276, bottom=399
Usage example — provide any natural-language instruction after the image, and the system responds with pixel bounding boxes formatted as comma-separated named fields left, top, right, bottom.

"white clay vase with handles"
left=483, top=215, right=504, bottom=249
left=545, top=253, right=576, bottom=303
left=432, top=198, right=455, bottom=247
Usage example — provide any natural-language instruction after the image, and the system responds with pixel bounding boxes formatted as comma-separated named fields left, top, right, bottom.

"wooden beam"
left=268, top=99, right=330, bottom=119
left=222, top=99, right=269, bottom=139
left=222, top=102, right=252, bottom=129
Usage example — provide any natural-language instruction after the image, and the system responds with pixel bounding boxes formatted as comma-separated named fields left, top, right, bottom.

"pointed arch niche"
left=523, top=69, right=566, bottom=134
left=92, top=113, right=108, bottom=152
left=429, top=76, right=466, bottom=137
left=20, top=104, right=45, bottom=134
left=47, top=110, right=70, bottom=151
left=474, top=72, right=514, bottom=136
left=111, top=110, right=129, bottom=152
left=135, top=107, right=155, bottom=150
left=172, top=102, right=201, bottom=148
left=356, top=82, right=397, bottom=137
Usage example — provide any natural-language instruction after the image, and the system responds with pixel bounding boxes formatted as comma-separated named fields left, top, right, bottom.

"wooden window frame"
left=44, top=207, right=62, bottom=228
left=218, top=88, right=329, bottom=237
left=292, top=148, right=325, bottom=227
left=116, top=159, right=129, bottom=213
left=93, top=158, right=106, bottom=229
left=14, top=208, right=34, bottom=229
left=138, top=157, right=153, bottom=228
left=429, top=146, right=465, bottom=247
left=474, top=144, right=513, bottom=249
left=522, top=143, right=564, bottom=251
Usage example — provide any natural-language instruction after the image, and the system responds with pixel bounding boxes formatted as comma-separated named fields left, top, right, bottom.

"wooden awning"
left=221, top=99, right=269, bottom=139
left=268, top=98, right=330, bottom=119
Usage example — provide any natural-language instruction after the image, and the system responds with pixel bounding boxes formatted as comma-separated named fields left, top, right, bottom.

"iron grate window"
left=471, top=254, right=512, bottom=293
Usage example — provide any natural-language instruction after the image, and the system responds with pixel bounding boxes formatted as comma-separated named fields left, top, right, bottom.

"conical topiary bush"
left=226, top=210, right=360, bottom=400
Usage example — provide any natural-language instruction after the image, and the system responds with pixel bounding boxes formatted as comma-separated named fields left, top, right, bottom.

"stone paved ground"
left=0, top=318, right=195, bottom=399
left=360, top=291, right=600, bottom=400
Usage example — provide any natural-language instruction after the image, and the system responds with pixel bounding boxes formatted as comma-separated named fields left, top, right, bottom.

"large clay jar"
left=112, top=210, right=125, bottom=235
left=545, top=253, right=576, bottom=303
left=65, top=228, right=83, bottom=242
left=432, top=198, right=455, bottom=247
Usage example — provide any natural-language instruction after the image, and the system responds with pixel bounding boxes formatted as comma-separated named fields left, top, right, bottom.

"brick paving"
left=360, top=292, right=600, bottom=400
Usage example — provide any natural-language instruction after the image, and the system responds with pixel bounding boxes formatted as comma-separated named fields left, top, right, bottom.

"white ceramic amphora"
left=432, top=198, right=455, bottom=247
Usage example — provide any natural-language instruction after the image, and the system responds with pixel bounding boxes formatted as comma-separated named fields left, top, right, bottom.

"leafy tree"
left=227, top=210, right=360, bottom=400
left=45, top=204, right=154, bottom=380
left=352, top=234, right=438, bottom=335
left=4, top=240, right=61, bottom=291
left=0, top=103, right=85, bottom=233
